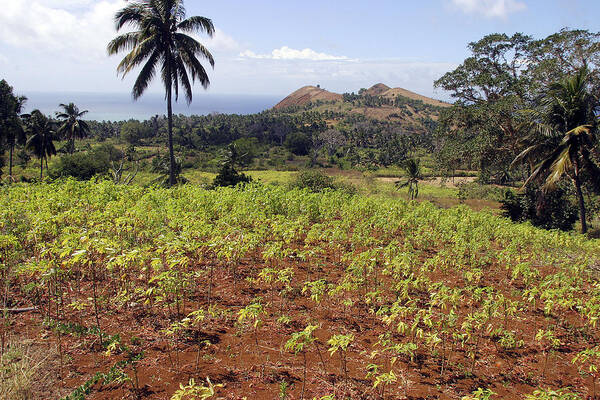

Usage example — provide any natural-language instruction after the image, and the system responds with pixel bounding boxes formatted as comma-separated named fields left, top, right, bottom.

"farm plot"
left=1, top=180, right=600, bottom=399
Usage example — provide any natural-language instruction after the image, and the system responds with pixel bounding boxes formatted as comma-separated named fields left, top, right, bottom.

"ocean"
left=23, top=92, right=282, bottom=121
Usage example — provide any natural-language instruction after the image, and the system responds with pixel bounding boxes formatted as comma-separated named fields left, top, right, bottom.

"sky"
left=1, top=0, right=599, bottom=101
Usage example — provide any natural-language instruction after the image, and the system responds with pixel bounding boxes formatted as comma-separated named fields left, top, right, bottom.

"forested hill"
left=272, top=83, right=449, bottom=134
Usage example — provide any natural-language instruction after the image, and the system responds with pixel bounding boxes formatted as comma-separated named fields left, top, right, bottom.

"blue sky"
left=0, top=0, right=598, bottom=100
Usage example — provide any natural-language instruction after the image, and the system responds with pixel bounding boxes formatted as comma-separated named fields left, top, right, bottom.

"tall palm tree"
left=24, top=110, right=57, bottom=180
left=513, top=68, right=600, bottom=233
left=56, top=102, right=90, bottom=154
left=107, top=0, right=215, bottom=186
left=0, top=80, right=27, bottom=182
left=396, top=158, right=423, bottom=200
left=6, top=96, right=27, bottom=182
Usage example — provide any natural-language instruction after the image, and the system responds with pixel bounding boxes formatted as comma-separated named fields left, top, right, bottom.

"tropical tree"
left=396, top=158, right=423, bottom=200
left=24, top=110, right=57, bottom=180
left=108, top=0, right=215, bottom=186
left=56, top=103, right=90, bottom=154
left=0, top=80, right=27, bottom=181
left=513, top=68, right=600, bottom=233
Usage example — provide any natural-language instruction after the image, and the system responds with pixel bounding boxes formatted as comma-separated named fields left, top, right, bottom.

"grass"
left=0, top=337, right=61, bottom=400
left=6, top=154, right=502, bottom=214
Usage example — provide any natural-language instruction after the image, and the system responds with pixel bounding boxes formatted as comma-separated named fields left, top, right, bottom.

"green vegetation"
left=435, top=29, right=600, bottom=233
left=2, top=0, right=600, bottom=395
left=288, top=170, right=355, bottom=194
left=108, top=0, right=215, bottom=186
left=2, top=180, right=599, bottom=398
left=55, top=103, right=90, bottom=154
left=0, top=80, right=27, bottom=181
left=23, top=110, right=57, bottom=180
left=395, top=158, right=423, bottom=200
left=501, top=185, right=579, bottom=231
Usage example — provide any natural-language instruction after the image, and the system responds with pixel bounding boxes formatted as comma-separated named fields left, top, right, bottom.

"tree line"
left=435, top=28, right=600, bottom=233
left=0, top=80, right=90, bottom=180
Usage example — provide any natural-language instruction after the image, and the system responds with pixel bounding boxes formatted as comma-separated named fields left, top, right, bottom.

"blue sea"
left=24, top=92, right=282, bottom=121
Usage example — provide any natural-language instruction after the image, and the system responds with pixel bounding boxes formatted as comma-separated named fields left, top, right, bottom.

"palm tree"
left=0, top=80, right=27, bottom=182
left=6, top=96, right=27, bottom=182
left=396, top=158, right=423, bottom=200
left=513, top=68, right=600, bottom=233
left=56, top=102, right=90, bottom=154
left=24, top=110, right=56, bottom=180
left=108, top=0, right=215, bottom=186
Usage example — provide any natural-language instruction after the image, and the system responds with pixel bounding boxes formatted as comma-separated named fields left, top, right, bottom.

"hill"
left=272, top=83, right=450, bottom=133
left=378, top=86, right=449, bottom=108
left=273, top=86, right=342, bottom=110
left=274, top=83, right=448, bottom=111
left=363, top=83, right=391, bottom=96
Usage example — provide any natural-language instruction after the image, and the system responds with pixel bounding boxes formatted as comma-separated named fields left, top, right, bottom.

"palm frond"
left=175, top=32, right=214, bottom=67
left=177, top=16, right=215, bottom=36
left=107, top=32, right=141, bottom=55
left=132, top=50, right=160, bottom=99
left=114, top=2, right=147, bottom=31
left=545, top=148, right=572, bottom=188
left=522, top=143, right=567, bottom=188
left=174, top=56, right=193, bottom=104
left=117, top=36, right=157, bottom=76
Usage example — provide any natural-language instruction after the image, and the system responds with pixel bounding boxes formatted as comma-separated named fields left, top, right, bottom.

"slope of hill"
left=273, top=86, right=342, bottom=110
left=379, top=86, right=449, bottom=108
left=274, top=84, right=448, bottom=111
left=364, top=83, right=391, bottom=96
left=272, top=83, right=450, bottom=133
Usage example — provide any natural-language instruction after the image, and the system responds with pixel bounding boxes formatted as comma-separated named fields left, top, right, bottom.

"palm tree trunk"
left=166, top=66, right=176, bottom=187
left=8, top=144, right=13, bottom=183
left=573, top=172, right=588, bottom=234
left=40, top=156, right=43, bottom=180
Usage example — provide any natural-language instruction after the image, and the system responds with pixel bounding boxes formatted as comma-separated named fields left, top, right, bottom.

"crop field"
left=2, top=181, right=600, bottom=399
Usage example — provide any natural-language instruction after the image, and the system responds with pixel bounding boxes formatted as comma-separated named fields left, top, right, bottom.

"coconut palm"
left=513, top=68, right=600, bottom=233
left=107, top=0, right=215, bottom=186
left=0, top=80, right=27, bottom=182
left=396, top=158, right=423, bottom=200
left=24, top=110, right=56, bottom=180
left=56, top=102, right=90, bottom=154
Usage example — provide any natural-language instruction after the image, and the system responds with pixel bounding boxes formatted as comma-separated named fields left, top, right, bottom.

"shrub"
left=49, top=144, right=122, bottom=180
left=120, top=120, right=152, bottom=145
left=284, top=132, right=311, bottom=156
left=151, top=153, right=188, bottom=186
left=501, top=185, right=578, bottom=231
left=212, top=164, right=252, bottom=188
left=289, top=170, right=356, bottom=194
left=232, top=137, right=262, bottom=167
left=457, top=182, right=506, bottom=202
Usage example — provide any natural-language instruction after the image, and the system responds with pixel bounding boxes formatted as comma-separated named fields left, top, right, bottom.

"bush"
left=284, top=132, right=311, bottom=156
left=212, top=164, right=252, bottom=188
left=120, top=120, right=152, bottom=145
left=232, top=137, right=262, bottom=167
left=49, top=144, right=123, bottom=180
left=150, top=153, right=189, bottom=186
left=500, top=185, right=578, bottom=231
left=289, top=170, right=356, bottom=194
left=457, top=182, right=506, bottom=202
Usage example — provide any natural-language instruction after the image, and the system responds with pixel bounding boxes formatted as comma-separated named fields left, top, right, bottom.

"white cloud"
left=210, top=56, right=456, bottom=99
left=240, top=46, right=349, bottom=61
left=451, top=0, right=526, bottom=18
left=0, top=1, right=237, bottom=62
left=205, top=29, right=240, bottom=53
left=36, top=0, right=95, bottom=7
left=0, top=0, right=127, bottom=61
left=0, top=1, right=455, bottom=100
